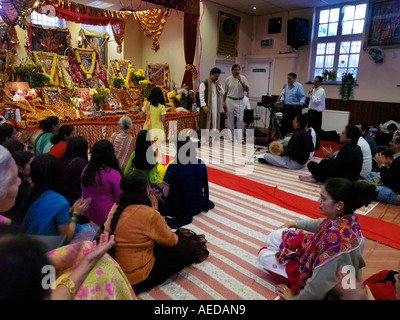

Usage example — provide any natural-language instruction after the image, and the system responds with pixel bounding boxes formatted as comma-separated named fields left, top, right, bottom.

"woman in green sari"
left=33, top=116, right=60, bottom=156
left=124, top=130, right=169, bottom=183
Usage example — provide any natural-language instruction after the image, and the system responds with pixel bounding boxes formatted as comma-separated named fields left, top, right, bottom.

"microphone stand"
left=268, top=83, right=286, bottom=142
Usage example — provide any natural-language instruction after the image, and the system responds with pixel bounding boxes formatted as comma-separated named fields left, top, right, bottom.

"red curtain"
left=181, top=13, right=198, bottom=90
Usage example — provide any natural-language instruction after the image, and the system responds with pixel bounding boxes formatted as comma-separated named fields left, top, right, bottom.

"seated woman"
left=48, top=124, right=74, bottom=160
left=109, top=116, right=134, bottom=172
left=33, top=116, right=60, bottom=156
left=21, top=154, right=96, bottom=244
left=0, top=145, right=22, bottom=223
left=0, top=225, right=135, bottom=300
left=81, top=140, right=122, bottom=226
left=156, top=137, right=214, bottom=228
left=2, top=150, right=34, bottom=226
left=103, top=170, right=199, bottom=294
left=59, top=136, right=89, bottom=207
left=257, top=177, right=377, bottom=300
left=124, top=130, right=168, bottom=184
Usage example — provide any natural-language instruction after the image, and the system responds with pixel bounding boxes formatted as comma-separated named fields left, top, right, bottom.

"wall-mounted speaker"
left=287, top=17, right=309, bottom=49
left=268, top=17, right=282, bottom=34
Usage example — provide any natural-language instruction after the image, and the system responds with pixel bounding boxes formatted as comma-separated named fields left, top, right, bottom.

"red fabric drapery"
left=181, top=13, right=198, bottom=90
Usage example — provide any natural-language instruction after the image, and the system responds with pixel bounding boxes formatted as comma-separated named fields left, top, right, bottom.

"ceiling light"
left=86, top=1, right=114, bottom=9
left=253, top=7, right=257, bottom=10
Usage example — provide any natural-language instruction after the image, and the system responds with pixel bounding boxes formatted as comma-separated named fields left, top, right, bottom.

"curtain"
left=181, top=13, right=198, bottom=90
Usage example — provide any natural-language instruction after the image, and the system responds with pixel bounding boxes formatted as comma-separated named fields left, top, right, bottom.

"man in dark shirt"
left=299, top=125, right=363, bottom=183
left=366, top=134, right=400, bottom=205
left=258, top=113, right=314, bottom=169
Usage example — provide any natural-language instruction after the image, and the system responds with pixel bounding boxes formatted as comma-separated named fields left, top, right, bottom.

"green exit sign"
left=261, top=39, right=273, bottom=47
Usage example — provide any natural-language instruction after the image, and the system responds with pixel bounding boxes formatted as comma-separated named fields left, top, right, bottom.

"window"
left=30, top=11, right=66, bottom=28
left=312, top=2, right=367, bottom=81
left=81, top=23, right=112, bottom=36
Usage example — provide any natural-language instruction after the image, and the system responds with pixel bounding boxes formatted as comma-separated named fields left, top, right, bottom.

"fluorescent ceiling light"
left=86, top=1, right=114, bottom=9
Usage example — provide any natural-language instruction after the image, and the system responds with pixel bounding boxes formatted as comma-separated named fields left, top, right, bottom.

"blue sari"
left=22, top=190, right=83, bottom=236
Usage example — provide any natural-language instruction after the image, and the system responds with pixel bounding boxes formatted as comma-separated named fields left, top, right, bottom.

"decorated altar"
left=0, top=0, right=200, bottom=146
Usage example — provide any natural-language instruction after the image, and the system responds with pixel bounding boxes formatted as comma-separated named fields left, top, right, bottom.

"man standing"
left=199, top=67, right=225, bottom=143
left=259, top=113, right=314, bottom=170
left=223, top=64, right=249, bottom=143
left=308, top=76, right=325, bottom=150
left=277, top=72, right=306, bottom=137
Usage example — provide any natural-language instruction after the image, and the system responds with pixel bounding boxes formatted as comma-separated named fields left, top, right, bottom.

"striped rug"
left=135, top=141, right=399, bottom=299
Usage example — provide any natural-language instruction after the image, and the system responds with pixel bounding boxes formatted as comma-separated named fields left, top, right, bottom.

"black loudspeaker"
left=268, top=17, right=282, bottom=34
left=287, top=17, right=309, bottom=49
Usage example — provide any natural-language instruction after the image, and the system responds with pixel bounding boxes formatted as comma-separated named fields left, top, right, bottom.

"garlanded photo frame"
left=364, top=0, right=400, bottom=49
left=3, top=81, right=29, bottom=101
left=80, top=28, right=109, bottom=68
left=43, top=87, right=60, bottom=104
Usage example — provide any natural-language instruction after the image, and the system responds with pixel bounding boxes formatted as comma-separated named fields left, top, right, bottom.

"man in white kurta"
left=223, top=64, right=249, bottom=143
left=199, top=67, right=225, bottom=143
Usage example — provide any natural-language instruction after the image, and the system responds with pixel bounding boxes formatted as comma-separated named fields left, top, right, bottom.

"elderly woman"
left=257, top=177, right=377, bottom=300
left=109, top=116, right=134, bottom=172
left=0, top=145, right=22, bottom=220
left=0, top=146, right=135, bottom=300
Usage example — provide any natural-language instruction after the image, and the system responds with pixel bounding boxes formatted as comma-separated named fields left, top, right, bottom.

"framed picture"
left=127, top=88, right=141, bottom=104
left=3, top=81, right=29, bottom=101
left=105, top=89, right=121, bottom=109
left=146, top=63, right=170, bottom=89
left=0, top=28, right=10, bottom=50
left=217, top=11, right=240, bottom=56
left=29, top=25, right=71, bottom=56
left=43, top=87, right=60, bottom=104
left=74, top=88, right=93, bottom=111
left=364, top=0, right=400, bottom=49
left=80, top=29, right=109, bottom=68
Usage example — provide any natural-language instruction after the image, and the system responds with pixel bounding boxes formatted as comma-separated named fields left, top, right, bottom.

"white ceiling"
left=73, top=0, right=360, bottom=16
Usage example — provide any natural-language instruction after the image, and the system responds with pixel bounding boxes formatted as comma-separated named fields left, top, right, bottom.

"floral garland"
left=33, top=52, right=57, bottom=85
left=114, top=60, right=134, bottom=89
left=75, top=49, right=96, bottom=80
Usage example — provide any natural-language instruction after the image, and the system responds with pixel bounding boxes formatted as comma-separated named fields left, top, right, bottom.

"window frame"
left=30, top=10, right=66, bottom=29
left=310, top=1, right=368, bottom=83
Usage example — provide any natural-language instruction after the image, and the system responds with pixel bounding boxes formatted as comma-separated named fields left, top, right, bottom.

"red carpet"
left=206, top=166, right=400, bottom=250
left=313, top=140, right=341, bottom=158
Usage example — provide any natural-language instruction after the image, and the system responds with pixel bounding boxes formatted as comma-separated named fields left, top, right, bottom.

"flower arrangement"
left=139, top=79, right=152, bottom=99
left=170, top=85, right=194, bottom=108
left=131, top=68, right=145, bottom=87
left=60, top=88, right=77, bottom=105
left=12, top=62, right=48, bottom=88
left=90, top=87, right=110, bottom=110
left=322, top=69, right=337, bottom=81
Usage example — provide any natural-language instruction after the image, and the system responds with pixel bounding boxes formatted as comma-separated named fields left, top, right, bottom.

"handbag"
left=175, top=227, right=209, bottom=263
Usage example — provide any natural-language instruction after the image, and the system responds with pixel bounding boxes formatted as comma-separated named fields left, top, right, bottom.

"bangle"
left=57, top=277, right=76, bottom=299
left=70, top=215, right=78, bottom=223
left=379, top=164, right=387, bottom=168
